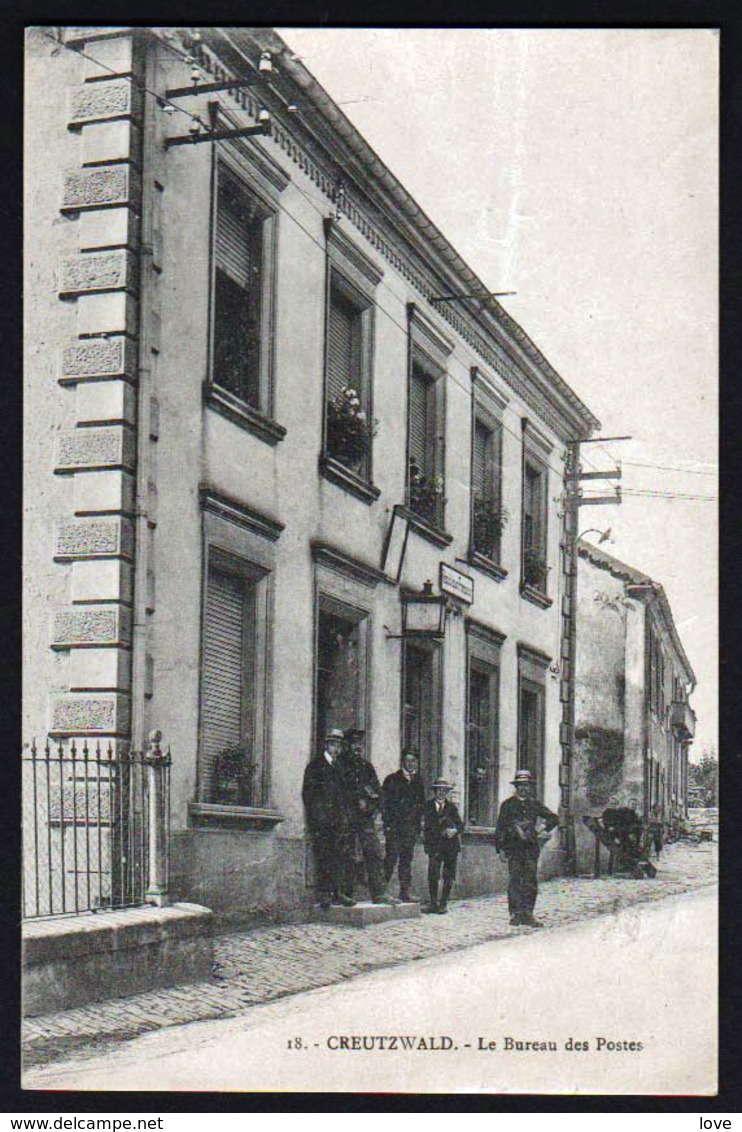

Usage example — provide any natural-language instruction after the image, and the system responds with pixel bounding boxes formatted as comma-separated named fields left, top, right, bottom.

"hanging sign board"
left=380, top=505, right=411, bottom=584
left=439, top=562, right=474, bottom=605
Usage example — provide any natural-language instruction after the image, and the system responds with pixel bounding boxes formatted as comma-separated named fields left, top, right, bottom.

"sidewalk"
left=22, top=836, right=716, bottom=1071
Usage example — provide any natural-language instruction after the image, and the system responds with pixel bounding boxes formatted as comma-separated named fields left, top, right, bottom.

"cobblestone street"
left=23, top=836, right=716, bottom=1071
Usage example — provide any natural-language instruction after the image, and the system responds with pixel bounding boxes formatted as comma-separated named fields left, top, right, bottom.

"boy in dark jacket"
left=422, top=778, right=464, bottom=914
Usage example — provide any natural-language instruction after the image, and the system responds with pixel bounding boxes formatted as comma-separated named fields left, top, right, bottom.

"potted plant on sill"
left=472, top=496, right=509, bottom=561
left=326, top=386, right=377, bottom=473
left=212, top=744, right=256, bottom=807
left=522, top=547, right=549, bottom=592
left=408, top=458, right=445, bottom=527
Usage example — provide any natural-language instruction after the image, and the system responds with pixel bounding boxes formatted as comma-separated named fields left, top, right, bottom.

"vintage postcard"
left=22, top=27, right=717, bottom=1095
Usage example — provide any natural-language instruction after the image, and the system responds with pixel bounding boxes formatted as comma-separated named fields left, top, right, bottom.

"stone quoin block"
left=68, top=647, right=131, bottom=692
left=73, top=470, right=136, bottom=516
left=61, top=165, right=139, bottom=212
left=52, top=606, right=132, bottom=648
left=60, top=337, right=137, bottom=384
left=81, top=36, right=136, bottom=81
left=79, top=207, right=139, bottom=252
left=82, top=119, right=141, bottom=167
left=77, top=292, right=138, bottom=338
left=68, top=79, right=143, bottom=127
left=75, top=379, right=136, bottom=425
left=50, top=692, right=130, bottom=736
left=55, top=516, right=134, bottom=561
left=59, top=250, right=137, bottom=297
left=55, top=426, right=136, bottom=473
left=71, top=559, right=133, bottom=605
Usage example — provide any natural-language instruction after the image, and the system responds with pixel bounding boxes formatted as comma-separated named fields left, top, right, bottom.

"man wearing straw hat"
left=494, top=769, right=559, bottom=927
left=422, top=778, right=464, bottom=914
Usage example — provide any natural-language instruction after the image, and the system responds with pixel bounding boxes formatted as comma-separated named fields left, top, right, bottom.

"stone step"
left=313, top=901, right=421, bottom=927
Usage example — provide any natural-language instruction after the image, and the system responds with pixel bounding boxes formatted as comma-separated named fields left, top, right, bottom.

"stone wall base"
left=22, top=902, right=213, bottom=1017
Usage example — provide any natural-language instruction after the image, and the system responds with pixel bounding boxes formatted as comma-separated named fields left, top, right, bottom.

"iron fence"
left=22, top=738, right=170, bottom=920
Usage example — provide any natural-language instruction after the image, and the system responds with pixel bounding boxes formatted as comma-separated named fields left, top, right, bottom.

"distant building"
left=24, top=26, right=600, bottom=918
left=572, top=541, right=696, bottom=868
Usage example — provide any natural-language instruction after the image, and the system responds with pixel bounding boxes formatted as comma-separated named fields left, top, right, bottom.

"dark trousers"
left=384, top=828, right=417, bottom=893
left=312, top=831, right=352, bottom=900
left=427, top=851, right=458, bottom=906
left=353, top=822, right=386, bottom=898
left=507, top=852, right=539, bottom=919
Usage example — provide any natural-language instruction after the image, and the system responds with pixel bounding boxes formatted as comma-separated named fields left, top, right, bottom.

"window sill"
left=400, top=506, right=453, bottom=549
left=520, top=583, right=553, bottom=610
left=204, top=383, right=287, bottom=447
left=468, top=551, right=508, bottom=583
left=319, top=454, right=381, bottom=504
left=188, top=802, right=285, bottom=830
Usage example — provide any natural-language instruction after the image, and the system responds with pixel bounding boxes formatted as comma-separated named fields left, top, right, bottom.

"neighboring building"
left=24, top=26, right=600, bottom=917
left=572, top=541, right=696, bottom=870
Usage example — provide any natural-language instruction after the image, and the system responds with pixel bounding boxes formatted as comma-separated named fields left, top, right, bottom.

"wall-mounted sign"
left=439, top=562, right=474, bottom=605
left=381, top=505, right=410, bottom=584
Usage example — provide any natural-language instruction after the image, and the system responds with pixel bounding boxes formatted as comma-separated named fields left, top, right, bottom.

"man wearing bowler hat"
left=302, top=728, right=356, bottom=911
left=495, top=769, right=559, bottom=927
left=422, top=778, right=464, bottom=914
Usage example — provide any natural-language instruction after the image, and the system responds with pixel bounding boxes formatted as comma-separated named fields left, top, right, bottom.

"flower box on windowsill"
left=520, top=583, right=553, bottom=610
left=319, top=453, right=381, bottom=504
left=468, top=550, right=508, bottom=583
left=204, top=382, right=287, bottom=447
left=399, top=505, right=453, bottom=549
left=188, top=802, right=285, bottom=830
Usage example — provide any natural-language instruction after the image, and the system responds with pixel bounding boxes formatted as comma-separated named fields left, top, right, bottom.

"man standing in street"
left=339, top=729, right=398, bottom=904
left=495, top=769, right=559, bottom=927
left=382, top=750, right=425, bottom=902
left=302, top=728, right=356, bottom=911
left=422, top=778, right=464, bottom=915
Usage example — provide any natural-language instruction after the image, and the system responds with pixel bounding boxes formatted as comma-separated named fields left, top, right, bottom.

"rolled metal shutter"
left=473, top=419, right=489, bottom=500
left=409, top=367, right=430, bottom=473
left=327, top=291, right=353, bottom=400
left=216, top=181, right=251, bottom=290
left=200, top=566, right=244, bottom=800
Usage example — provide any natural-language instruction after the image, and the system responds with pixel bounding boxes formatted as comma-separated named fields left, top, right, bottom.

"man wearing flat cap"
left=494, top=769, right=559, bottom=927
left=302, top=728, right=356, bottom=910
left=422, top=778, right=464, bottom=914
left=338, top=729, right=397, bottom=904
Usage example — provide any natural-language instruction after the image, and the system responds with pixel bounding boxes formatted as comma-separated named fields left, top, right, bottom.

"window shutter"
left=473, top=420, right=489, bottom=500
left=216, top=182, right=252, bottom=291
left=409, top=368, right=430, bottom=474
left=327, top=293, right=353, bottom=401
left=200, top=567, right=244, bottom=798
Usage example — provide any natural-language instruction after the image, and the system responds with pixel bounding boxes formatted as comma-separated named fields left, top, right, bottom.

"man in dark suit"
left=495, top=768, right=559, bottom=927
left=383, top=750, right=425, bottom=902
left=302, top=728, right=356, bottom=910
left=422, top=778, right=464, bottom=914
left=338, top=729, right=397, bottom=904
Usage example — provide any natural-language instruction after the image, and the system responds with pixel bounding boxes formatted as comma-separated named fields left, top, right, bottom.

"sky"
left=280, top=28, right=718, bottom=757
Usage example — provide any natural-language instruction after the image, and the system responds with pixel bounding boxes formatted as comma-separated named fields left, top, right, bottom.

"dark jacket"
left=337, top=754, right=383, bottom=826
left=494, top=794, right=559, bottom=858
left=302, top=754, right=351, bottom=837
left=423, top=798, right=464, bottom=857
left=382, top=770, right=425, bottom=837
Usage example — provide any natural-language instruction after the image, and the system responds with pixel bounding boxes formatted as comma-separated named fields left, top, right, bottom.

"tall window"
left=315, top=607, right=363, bottom=749
left=200, top=552, right=267, bottom=807
left=517, top=645, right=549, bottom=797
left=471, top=416, right=504, bottom=563
left=324, top=274, right=373, bottom=478
left=408, top=360, right=444, bottom=528
left=467, top=662, right=500, bottom=827
left=211, top=165, right=275, bottom=418
left=522, top=459, right=547, bottom=592
left=403, top=641, right=440, bottom=791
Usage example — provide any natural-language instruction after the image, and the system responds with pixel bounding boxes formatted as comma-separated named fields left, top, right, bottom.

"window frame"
left=465, top=619, right=505, bottom=830
left=401, top=635, right=443, bottom=793
left=516, top=643, right=550, bottom=800
left=520, top=420, right=553, bottom=607
left=205, top=150, right=286, bottom=447
left=405, top=305, right=452, bottom=544
left=469, top=369, right=508, bottom=578
left=320, top=220, right=382, bottom=503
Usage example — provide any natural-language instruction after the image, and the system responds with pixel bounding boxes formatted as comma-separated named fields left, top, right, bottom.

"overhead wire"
left=43, top=29, right=709, bottom=505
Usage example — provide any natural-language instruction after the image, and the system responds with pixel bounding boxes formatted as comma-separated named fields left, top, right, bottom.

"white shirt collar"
left=324, top=751, right=334, bottom=766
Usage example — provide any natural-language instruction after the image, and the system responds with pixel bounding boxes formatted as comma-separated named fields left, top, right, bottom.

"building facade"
left=572, top=541, right=696, bottom=871
left=24, top=26, right=601, bottom=916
